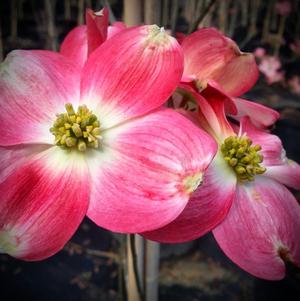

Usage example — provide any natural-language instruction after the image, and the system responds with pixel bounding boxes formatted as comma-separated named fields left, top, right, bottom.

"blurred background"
left=0, top=0, right=300, bottom=300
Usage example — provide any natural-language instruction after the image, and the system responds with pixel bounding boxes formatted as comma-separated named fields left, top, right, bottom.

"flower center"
left=50, top=103, right=101, bottom=152
left=221, top=135, right=266, bottom=182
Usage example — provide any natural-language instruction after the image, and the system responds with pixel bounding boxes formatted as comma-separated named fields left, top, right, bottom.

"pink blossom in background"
left=144, top=87, right=300, bottom=280
left=275, top=0, right=291, bottom=16
left=254, top=47, right=266, bottom=58
left=258, top=55, right=285, bottom=84
left=290, top=40, right=300, bottom=56
left=253, top=47, right=285, bottom=86
left=288, top=75, right=300, bottom=95
left=0, top=25, right=216, bottom=260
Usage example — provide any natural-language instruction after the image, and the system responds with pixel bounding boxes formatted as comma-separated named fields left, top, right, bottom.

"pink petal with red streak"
left=0, top=145, right=49, bottom=184
left=203, top=81, right=237, bottom=115
left=81, top=25, right=183, bottom=129
left=240, top=117, right=284, bottom=166
left=86, top=8, right=108, bottom=56
left=213, top=177, right=300, bottom=280
left=0, top=50, right=80, bottom=146
left=142, top=152, right=236, bottom=243
left=211, top=51, right=259, bottom=96
left=86, top=109, right=216, bottom=233
left=178, top=83, right=235, bottom=141
left=182, top=28, right=258, bottom=96
left=266, top=160, right=300, bottom=190
left=231, top=98, right=280, bottom=128
left=0, top=147, right=90, bottom=260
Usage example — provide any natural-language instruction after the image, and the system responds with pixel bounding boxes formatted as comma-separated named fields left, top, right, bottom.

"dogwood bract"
left=0, top=25, right=216, bottom=260
left=60, top=8, right=126, bottom=68
left=179, top=27, right=280, bottom=128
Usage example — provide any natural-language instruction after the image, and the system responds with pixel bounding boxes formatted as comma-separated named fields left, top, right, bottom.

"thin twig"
left=123, top=0, right=142, bottom=26
left=162, top=0, right=169, bottom=27
left=188, top=0, right=217, bottom=33
left=77, top=0, right=84, bottom=25
left=64, top=0, right=71, bottom=20
left=44, top=0, right=58, bottom=51
left=144, top=0, right=161, bottom=25
left=117, top=235, right=127, bottom=301
left=130, top=234, right=145, bottom=301
left=170, top=0, right=178, bottom=34
left=65, top=242, right=120, bottom=262
left=228, top=0, right=239, bottom=37
left=218, top=0, right=228, bottom=33
left=101, top=0, right=116, bottom=23
left=145, top=240, right=160, bottom=301
left=86, top=249, right=120, bottom=262
left=10, top=0, right=18, bottom=41
left=262, top=0, right=275, bottom=42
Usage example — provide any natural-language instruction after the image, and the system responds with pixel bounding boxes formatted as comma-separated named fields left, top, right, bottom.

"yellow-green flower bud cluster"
left=50, top=103, right=101, bottom=152
left=221, top=135, right=266, bottom=182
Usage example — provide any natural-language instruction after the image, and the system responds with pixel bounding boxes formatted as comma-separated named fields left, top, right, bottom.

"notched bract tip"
left=144, top=25, right=171, bottom=47
left=183, top=173, right=203, bottom=194
left=94, top=8, right=104, bottom=17
left=0, top=230, right=18, bottom=255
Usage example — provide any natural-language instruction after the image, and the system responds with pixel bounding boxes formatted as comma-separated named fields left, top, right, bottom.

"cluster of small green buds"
left=50, top=103, right=101, bottom=152
left=221, top=135, right=266, bottom=182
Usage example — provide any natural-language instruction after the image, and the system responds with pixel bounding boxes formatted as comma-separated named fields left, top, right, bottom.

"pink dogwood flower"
left=0, top=26, right=216, bottom=260
left=258, top=55, right=285, bottom=85
left=144, top=87, right=300, bottom=280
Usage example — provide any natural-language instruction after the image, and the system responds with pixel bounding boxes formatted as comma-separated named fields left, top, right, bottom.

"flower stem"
left=145, top=240, right=160, bottom=301
left=127, top=234, right=145, bottom=301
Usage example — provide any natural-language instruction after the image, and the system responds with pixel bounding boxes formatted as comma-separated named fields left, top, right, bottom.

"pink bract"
left=181, top=28, right=259, bottom=97
left=143, top=87, right=300, bottom=280
left=60, top=8, right=126, bottom=68
left=179, top=28, right=279, bottom=130
left=0, top=26, right=217, bottom=260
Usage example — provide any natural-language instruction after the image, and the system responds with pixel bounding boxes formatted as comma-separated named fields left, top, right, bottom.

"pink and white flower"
left=0, top=26, right=216, bottom=260
left=143, top=87, right=300, bottom=280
